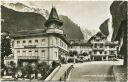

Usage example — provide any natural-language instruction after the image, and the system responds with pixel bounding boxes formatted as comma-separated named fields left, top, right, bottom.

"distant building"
left=69, top=42, right=92, bottom=55
left=68, top=41, right=92, bottom=61
left=4, top=7, right=70, bottom=66
left=88, top=32, right=118, bottom=61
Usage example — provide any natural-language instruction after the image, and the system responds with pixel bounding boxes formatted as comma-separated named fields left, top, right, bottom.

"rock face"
left=110, top=1, right=127, bottom=66
left=1, top=5, right=46, bottom=34
left=60, top=15, right=84, bottom=41
left=99, top=19, right=109, bottom=36
left=110, top=1, right=127, bottom=41
left=1, top=5, right=85, bottom=41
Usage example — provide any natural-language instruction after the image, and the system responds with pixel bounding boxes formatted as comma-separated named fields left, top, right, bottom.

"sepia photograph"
left=0, top=0, right=127, bottom=82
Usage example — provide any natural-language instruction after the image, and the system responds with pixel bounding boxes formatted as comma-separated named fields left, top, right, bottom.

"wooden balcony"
left=92, top=47, right=104, bottom=50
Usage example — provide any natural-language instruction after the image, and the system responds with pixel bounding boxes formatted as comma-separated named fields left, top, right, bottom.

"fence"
left=59, top=65, right=74, bottom=81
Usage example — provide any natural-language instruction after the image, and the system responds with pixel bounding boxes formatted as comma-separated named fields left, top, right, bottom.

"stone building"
left=88, top=32, right=118, bottom=61
left=4, top=7, right=70, bottom=66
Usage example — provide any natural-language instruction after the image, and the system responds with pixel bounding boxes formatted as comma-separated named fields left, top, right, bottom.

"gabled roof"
left=105, top=42, right=118, bottom=46
left=88, top=32, right=107, bottom=43
left=95, top=32, right=106, bottom=37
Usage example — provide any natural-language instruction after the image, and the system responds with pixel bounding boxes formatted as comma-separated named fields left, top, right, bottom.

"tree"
left=73, top=50, right=78, bottom=57
left=82, top=52, right=88, bottom=56
left=72, top=50, right=78, bottom=64
left=69, top=50, right=74, bottom=57
left=1, top=32, right=12, bottom=68
left=10, top=61, right=17, bottom=78
left=37, top=61, right=51, bottom=79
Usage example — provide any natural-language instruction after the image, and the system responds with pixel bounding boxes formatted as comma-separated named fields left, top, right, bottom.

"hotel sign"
left=24, top=45, right=36, bottom=48
left=18, top=56, right=38, bottom=59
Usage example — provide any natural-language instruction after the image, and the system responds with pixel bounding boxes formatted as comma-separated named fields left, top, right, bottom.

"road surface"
left=69, top=61, right=120, bottom=81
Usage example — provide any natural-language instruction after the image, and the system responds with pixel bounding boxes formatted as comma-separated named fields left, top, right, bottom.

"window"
left=62, top=42, right=63, bottom=47
left=42, top=50, right=45, bottom=57
left=17, top=41, right=20, bottom=44
left=17, top=51, right=20, bottom=53
left=110, top=46, right=115, bottom=48
left=100, top=44, right=103, bottom=48
left=94, top=45, right=97, bottom=48
left=41, top=39, right=45, bottom=45
left=99, top=51, right=102, bottom=54
left=17, top=51, right=20, bottom=55
left=29, top=40, right=32, bottom=43
left=89, top=51, right=92, bottom=54
left=42, top=39, right=45, bottom=42
left=23, top=51, right=26, bottom=55
left=94, top=43, right=97, bottom=48
left=35, top=50, right=38, bottom=55
left=35, top=50, right=38, bottom=52
left=28, top=51, right=32, bottom=55
left=60, top=40, right=61, bottom=46
left=110, top=51, right=114, bottom=55
left=105, top=51, right=107, bottom=54
left=56, top=37, right=58, bottom=44
left=35, top=40, right=38, bottom=43
left=94, top=51, right=97, bottom=54
left=55, top=52, right=57, bottom=58
left=23, top=40, right=26, bottom=43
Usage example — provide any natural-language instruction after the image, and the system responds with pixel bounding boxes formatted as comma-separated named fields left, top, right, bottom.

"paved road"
left=69, top=61, right=118, bottom=81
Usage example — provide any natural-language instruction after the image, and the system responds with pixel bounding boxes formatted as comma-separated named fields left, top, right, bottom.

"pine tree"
left=1, top=32, right=12, bottom=68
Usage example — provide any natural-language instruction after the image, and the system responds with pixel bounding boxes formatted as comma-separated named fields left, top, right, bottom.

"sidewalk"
left=50, top=63, right=72, bottom=80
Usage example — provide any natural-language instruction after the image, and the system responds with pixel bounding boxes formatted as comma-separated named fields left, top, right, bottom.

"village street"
left=68, top=59, right=123, bottom=81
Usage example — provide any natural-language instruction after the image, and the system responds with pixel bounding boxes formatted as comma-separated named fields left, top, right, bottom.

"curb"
left=66, top=66, right=74, bottom=81
left=45, top=66, right=60, bottom=81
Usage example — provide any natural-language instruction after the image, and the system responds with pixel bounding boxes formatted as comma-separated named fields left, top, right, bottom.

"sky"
left=10, top=1, right=113, bottom=31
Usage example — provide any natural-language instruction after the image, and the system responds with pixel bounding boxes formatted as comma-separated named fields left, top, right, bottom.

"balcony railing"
left=92, top=47, right=104, bottom=50
left=18, top=56, right=38, bottom=59
left=24, top=45, right=36, bottom=48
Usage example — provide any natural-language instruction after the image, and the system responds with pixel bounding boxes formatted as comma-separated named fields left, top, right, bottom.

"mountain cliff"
left=2, top=2, right=49, bottom=19
left=1, top=5, right=85, bottom=41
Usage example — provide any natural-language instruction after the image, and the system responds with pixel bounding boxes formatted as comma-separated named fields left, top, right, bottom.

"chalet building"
left=88, top=32, right=118, bottom=61
left=69, top=42, right=92, bottom=55
left=69, top=42, right=92, bottom=60
left=4, top=7, right=70, bottom=66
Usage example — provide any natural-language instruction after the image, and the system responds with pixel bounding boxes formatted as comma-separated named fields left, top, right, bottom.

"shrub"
left=52, top=61, right=59, bottom=68
left=68, top=59, right=74, bottom=63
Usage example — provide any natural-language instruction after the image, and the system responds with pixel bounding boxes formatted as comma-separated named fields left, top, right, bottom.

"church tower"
left=44, top=6, right=63, bottom=34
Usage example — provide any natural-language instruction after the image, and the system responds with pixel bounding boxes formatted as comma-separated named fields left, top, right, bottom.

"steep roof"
left=49, top=7, right=59, bottom=20
left=11, top=29, right=47, bottom=38
left=11, top=29, right=71, bottom=45
left=88, top=32, right=107, bottom=43
left=44, top=7, right=63, bottom=27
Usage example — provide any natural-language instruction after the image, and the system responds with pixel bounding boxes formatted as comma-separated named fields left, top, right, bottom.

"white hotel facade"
left=4, top=7, right=70, bottom=66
